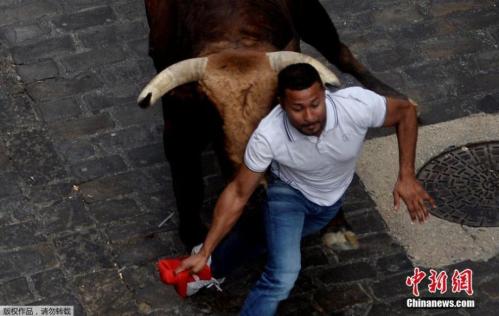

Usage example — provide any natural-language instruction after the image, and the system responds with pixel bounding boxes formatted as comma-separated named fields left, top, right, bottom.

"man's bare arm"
left=383, top=98, right=435, bottom=223
left=176, top=165, right=265, bottom=273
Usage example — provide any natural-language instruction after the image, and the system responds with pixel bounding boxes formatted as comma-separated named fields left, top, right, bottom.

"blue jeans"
left=211, top=177, right=342, bottom=316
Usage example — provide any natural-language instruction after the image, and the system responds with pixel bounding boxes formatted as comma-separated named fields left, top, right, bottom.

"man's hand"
left=393, top=175, right=436, bottom=223
left=175, top=252, right=209, bottom=275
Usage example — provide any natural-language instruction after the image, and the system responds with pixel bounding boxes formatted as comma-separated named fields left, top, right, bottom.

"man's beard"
left=298, top=121, right=323, bottom=136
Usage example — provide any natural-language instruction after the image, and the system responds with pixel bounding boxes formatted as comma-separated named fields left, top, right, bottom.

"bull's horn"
left=266, top=51, right=340, bottom=87
left=137, top=57, right=208, bottom=108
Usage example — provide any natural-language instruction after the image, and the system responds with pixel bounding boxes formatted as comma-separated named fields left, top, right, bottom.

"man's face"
left=281, top=82, right=326, bottom=137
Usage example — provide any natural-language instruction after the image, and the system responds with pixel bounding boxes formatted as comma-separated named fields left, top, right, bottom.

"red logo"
left=405, top=267, right=473, bottom=296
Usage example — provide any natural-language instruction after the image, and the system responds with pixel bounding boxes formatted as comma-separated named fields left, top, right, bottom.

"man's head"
left=277, top=63, right=326, bottom=137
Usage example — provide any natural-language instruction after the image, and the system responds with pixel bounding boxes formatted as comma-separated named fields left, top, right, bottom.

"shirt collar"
left=283, top=90, right=337, bottom=142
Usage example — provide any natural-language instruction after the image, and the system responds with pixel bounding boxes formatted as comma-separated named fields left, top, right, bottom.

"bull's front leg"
left=161, top=93, right=213, bottom=248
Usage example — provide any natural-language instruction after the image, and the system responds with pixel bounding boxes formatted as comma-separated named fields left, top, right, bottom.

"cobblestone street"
left=1, top=0, right=498, bottom=315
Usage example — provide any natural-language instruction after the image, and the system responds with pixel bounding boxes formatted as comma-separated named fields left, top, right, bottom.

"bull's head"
left=138, top=51, right=340, bottom=167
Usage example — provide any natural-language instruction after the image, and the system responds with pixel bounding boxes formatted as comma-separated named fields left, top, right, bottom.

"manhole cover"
left=417, top=141, right=499, bottom=227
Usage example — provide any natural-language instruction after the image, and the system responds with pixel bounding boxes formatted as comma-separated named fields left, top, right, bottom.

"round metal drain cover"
left=417, top=141, right=499, bottom=227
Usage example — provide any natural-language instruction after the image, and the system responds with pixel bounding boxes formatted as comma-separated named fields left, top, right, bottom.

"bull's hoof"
left=322, top=229, right=359, bottom=251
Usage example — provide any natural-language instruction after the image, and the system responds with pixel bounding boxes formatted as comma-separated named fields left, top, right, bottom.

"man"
left=175, top=63, right=435, bottom=315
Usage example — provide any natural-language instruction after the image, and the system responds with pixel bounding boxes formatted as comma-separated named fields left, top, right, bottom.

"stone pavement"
left=0, top=0, right=498, bottom=315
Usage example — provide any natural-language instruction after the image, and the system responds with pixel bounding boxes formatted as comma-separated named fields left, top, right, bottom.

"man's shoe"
left=157, top=244, right=224, bottom=297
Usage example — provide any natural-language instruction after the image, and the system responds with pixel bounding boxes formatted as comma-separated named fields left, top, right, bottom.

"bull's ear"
left=138, top=93, right=152, bottom=108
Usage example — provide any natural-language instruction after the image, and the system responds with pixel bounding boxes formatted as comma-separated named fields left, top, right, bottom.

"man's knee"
left=259, top=266, right=301, bottom=299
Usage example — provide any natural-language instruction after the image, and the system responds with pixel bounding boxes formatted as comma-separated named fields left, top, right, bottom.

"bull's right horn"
left=266, top=51, right=340, bottom=87
left=137, top=57, right=208, bottom=108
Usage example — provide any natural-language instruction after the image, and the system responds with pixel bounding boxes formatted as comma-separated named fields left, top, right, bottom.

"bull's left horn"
left=266, top=51, right=340, bottom=87
left=137, top=57, right=208, bottom=108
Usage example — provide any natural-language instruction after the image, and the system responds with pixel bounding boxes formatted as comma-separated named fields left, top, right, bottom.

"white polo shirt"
left=244, top=86, right=387, bottom=206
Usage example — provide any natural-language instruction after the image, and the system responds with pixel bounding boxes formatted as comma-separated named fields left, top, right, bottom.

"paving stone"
left=389, top=20, right=454, bottom=43
left=6, top=129, right=67, bottom=185
left=134, top=283, right=181, bottom=312
left=0, top=243, right=58, bottom=281
left=342, top=176, right=376, bottom=210
left=335, top=233, right=405, bottom=263
left=474, top=50, right=499, bottom=73
left=314, top=284, right=371, bottom=313
left=0, top=96, right=39, bottom=131
left=25, top=182, right=73, bottom=204
left=112, top=236, right=170, bottom=266
left=0, top=172, right=21, bottom=198
left=0, top=0, right=61, bottom=27
left=16, top=59, right=59, bottom=83
left=367, top=299, right=422, bottom=316
left=370, top=272, right=423, bottom=301
left=52, top=6, right=115, bottom=31
left=36, top=98, right=82, bottom=123
left=88, top=198, right=141, bottom=224
left=318, top=261, right=377, bottom=285
left=98, top=61, right=148, bottom=87
left=302, top=246, right=329, bottom=268
left=31, top=294, right=85, bottom=316
left=375, top=252, right=414, bottom=276
left=53, top=229, right=113, bottom=274
left=345, top=210, right=387, bottom=235
left=82, top=90, right=137, bottom=112
left=0, top=222, right=47, bottom=249
left=79, top=170, right=159, bottom=203
left=420, top=36, right=489, bottom=60
left=138, top=190, right=176, bottom=214
left=95, top=125, right=159, bottom=151
left=77, top=21, right=148, bottom=49
left=429, top=0, right=491, bottom=17
left=60, top=47, right=127, bottom=74
left=477, top=95, right=499, bottom=114
left=277, top=294, right=320, bottom=316
left=70, top=155, right=127, bottom=182
left=11, top=36, right=75, bottom=64
left=38, top=198, right=94, bottom=235
left=458, top=72, right=499, bottom=95
left=102, top=213, right=173, bottom=245
left=110, top=104, right=163, bottom=127
left=112, top=1, right=147, bottom=21
left=31, top=268, right=69, bottom=298
left=445, top=258, right=499, bottom=282
left=0, top=277, right=34, bottom=304
left=27, top=73, right=102, bottom=102
left=74, top=269, right=137, bottom=315
left=469, top=300, right=499, bottom=315
left=371, top=2, right=425, bottom=26
left=0, top=24, right=48, bottom=45
left=0, top=143, right=12, bottom=171
left=447, top=8, right=499, bottom=31
left=127, top=37, right=149, bottom=58
left=53, top=139, right=96, bottom=163
left=366, top=46, right=420, bottom=72
left=50, top=113, right=114, bottom=139
left=127, top=143, right=165, bottom=168
left=0, top=196, right=34, bottom=226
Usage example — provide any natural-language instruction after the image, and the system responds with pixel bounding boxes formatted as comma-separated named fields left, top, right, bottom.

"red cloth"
left=157, top=257, right=213, bottom=298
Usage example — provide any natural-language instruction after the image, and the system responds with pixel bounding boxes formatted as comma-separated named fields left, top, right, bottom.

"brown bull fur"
left=200, top=51, right=277, bottom=167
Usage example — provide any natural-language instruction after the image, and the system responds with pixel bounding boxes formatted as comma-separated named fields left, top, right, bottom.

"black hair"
left=277, top=63, right=323, bottom=97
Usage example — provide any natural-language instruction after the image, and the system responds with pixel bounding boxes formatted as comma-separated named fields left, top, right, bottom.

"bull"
left=139, top=0, right=406, bottom=248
